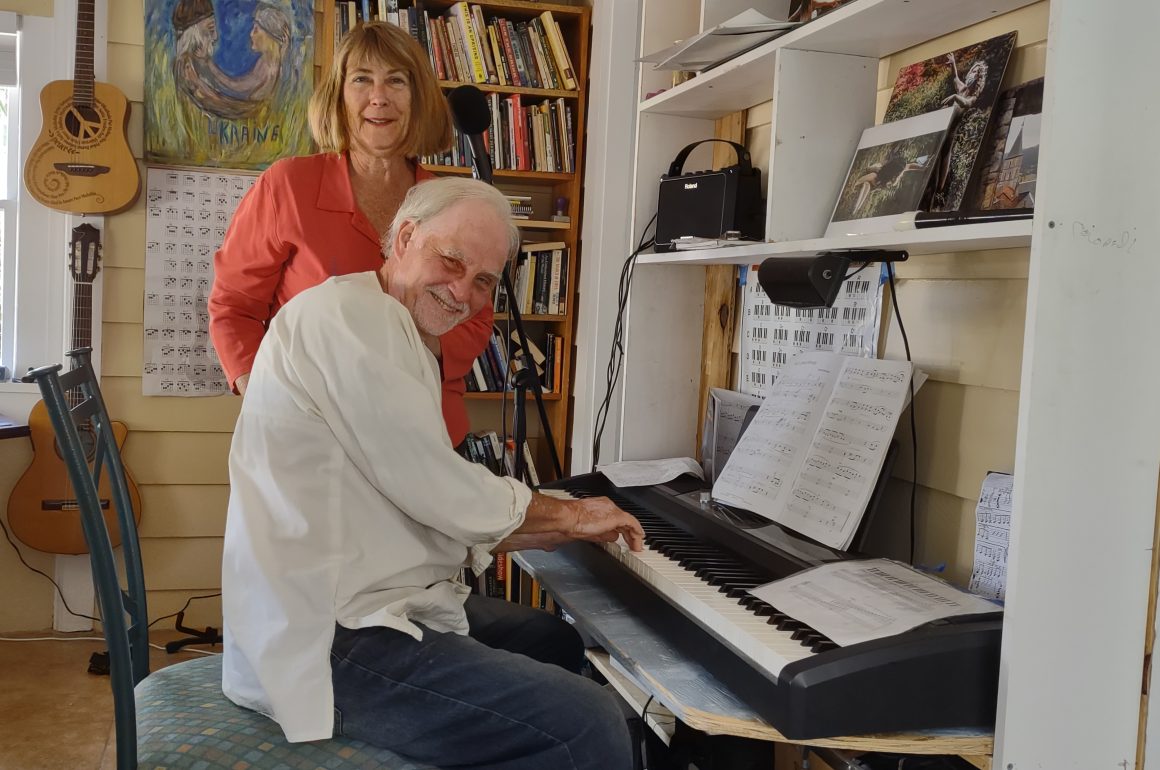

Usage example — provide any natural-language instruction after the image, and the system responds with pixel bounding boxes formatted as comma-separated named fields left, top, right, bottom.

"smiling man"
left=221, top=177, right=642, bottom=770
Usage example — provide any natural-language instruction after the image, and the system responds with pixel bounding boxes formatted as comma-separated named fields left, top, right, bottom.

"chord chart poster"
left=143, top=166, right=256, bottom=396
left=739, top=264, right=884, bottom=398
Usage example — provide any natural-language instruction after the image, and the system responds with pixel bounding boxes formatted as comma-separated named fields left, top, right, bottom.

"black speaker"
left=655, top=139, right=764, bottom=252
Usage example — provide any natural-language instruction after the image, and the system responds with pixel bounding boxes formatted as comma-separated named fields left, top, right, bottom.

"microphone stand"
left=466, top=161, right=563, bottom=483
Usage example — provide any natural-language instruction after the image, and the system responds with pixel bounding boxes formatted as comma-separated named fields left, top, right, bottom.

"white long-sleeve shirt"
left=221, top=272, right=531, bottom=742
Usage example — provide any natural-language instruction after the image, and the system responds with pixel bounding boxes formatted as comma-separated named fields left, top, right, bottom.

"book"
left=449, top=2, right=488, bottom=84
left=539, top=11, right=577, bottom=90
left=825, top=107, right=955, bottom=237
left=968, top=78, right=1043, bottom=211
left=882, top=31, right=1017, bottom=212
left=712, top=350, right=914, bottom=550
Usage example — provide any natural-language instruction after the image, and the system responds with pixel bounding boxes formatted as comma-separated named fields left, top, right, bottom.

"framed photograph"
left=969, top=78, right=1044, bottom=210
left=826, top=108, right=955, bottom=238
left=883, top=31, right=1017, bottom=212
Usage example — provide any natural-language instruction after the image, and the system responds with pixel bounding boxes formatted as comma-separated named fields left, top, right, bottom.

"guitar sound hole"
left=52, top=426, right=97, bottom=463
left=65, top=104, right=102, bottom=140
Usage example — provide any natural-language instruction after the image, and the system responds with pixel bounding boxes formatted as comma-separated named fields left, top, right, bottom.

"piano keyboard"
left=540, top=487, right=838, bottom=679
left=535, top=473, right=1004, bottom=739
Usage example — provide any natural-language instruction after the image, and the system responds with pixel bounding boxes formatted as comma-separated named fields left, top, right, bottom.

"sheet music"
left=749, top=558, right=999, bottom=647
left=969, top=472, right=1013, bottom=601
left=700, top=388, right=762, bottom=483
left=713, top=352, right=912, bottom=550
left=739, top=264, right=883, bottom=399
left=784, top=357, right=912, bottom=549
left=143, top=167, right=256, bottom=396
left=597, top=457, right=704, bottom=488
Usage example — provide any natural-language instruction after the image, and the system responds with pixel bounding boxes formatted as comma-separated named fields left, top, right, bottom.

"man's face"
left=388, top=199, right=509, bottom=337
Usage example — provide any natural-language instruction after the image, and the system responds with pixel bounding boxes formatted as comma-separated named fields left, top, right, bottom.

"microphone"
left=447, top=85, right=493, bottom=184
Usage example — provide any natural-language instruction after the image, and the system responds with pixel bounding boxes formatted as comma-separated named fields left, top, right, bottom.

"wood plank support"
left=695, top=111, right=745, bottom=460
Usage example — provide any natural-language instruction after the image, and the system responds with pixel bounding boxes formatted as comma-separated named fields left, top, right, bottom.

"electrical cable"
left=0, top=515, right=99, bottom=622
left=591, top=213, right=657, bottom=470
left=886, top=262, right=919, bottom=565
left=147, top=592, right=222, bottom=629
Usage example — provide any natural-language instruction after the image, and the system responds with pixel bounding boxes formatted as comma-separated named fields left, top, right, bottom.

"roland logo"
left=684, top=182, right=699, bottom=190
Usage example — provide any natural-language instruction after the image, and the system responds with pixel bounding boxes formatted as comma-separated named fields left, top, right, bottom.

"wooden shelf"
left=423, top=164, right=574, bottom=183
left=636, top=220, right=1034, bottom=266
left=494, top=313, right=568, bottom=322
left=515, top=219, right=570, bottom=230
left=639, top=0, right=1041, bottom=118
left=415, top=0, right=584, bottom=18
left=466, top=391, right=562, bottom=401
left=438, top=80, right=579, bottom=99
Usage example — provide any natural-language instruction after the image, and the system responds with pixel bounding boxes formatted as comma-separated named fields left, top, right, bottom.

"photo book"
left=968, top=78, right=1043, bottom=211
left=881, top=31, right=1017, bottom=212
left=712, top=350, right=913, bottom=550
left=825, top=107, right=955, bottom=237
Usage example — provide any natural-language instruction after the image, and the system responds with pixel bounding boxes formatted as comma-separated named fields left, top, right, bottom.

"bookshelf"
left=315, top=0, right=592, bottom=480
left=575, top=0, right=1160, bottom=767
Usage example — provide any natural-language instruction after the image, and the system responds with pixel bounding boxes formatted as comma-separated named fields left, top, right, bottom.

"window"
left=0, top=9, right=76, bottom=411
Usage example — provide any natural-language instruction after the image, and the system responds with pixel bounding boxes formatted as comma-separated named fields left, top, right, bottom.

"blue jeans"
left=331, top=594, right=634, bottom=770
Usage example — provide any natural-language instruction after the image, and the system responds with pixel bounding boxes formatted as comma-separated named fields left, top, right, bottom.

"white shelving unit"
left=575, top=1, right=1160, bottom=767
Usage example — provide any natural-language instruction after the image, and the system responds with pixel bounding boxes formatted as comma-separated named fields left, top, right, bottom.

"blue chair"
left=25, top=349, right=437, bottom=769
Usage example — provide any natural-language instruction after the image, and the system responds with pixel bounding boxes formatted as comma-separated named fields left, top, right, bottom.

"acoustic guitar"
left=7, top=224, right=142, bottom=555
left=23, top=0, right=140, bottom=215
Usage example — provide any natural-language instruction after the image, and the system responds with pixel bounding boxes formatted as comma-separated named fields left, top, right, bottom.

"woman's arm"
left=208, top=172, right=294, bottom=392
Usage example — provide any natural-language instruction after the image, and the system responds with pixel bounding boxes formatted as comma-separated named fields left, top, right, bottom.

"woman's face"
left=343, top=56, right=413, bottom=159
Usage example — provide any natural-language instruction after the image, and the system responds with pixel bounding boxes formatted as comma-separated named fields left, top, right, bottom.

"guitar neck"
left=74, top=0, right=95, bottom=106
left=72, top=281, right=93, bottom=351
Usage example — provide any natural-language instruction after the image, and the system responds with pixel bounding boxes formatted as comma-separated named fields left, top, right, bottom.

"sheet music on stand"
left=739, top=263, right=883, bottom=399
left=714, top=351, right=912, bottom=550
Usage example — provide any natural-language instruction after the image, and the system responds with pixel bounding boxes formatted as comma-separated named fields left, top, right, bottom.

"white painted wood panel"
left=768, top=49, right=877, bottom=241
left=996, top=1, right=1160, bottom=765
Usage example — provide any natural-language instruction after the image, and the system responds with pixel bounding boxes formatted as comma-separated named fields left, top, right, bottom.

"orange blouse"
left=208, top=152, right=492, bottom=446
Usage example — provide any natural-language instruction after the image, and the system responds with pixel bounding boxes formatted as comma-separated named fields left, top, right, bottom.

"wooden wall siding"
left=0, top=1, right=53, bottom=16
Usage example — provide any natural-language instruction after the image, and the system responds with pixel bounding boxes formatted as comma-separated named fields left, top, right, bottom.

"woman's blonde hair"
left=308, top=22, right=451, bottom=157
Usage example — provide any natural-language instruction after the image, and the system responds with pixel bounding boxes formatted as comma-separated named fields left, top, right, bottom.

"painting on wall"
left=144, top=0, right=315, bottom=170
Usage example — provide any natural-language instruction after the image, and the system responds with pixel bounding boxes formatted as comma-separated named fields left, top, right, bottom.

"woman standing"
left=209, top=22, right=492, bottom=447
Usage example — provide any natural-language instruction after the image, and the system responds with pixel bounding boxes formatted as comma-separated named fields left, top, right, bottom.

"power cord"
left=591, top=213, right=658, bottom=470
left=886, top=262, right=919, bottom=565
left=0, top=515, right=98, bottom=622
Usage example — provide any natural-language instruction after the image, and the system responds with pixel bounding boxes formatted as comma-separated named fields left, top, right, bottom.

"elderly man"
left=222, top=177, right=642, bottom=769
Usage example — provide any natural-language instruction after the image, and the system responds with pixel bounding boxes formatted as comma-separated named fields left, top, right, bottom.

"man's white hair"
left=384, top=177, right=520, bottom=260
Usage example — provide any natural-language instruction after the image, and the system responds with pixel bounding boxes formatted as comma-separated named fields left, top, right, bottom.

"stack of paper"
left=640, top=9, right=799, bottom=72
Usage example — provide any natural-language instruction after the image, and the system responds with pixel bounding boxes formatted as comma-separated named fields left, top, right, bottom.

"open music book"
left=712, top=351, right=913, bottom=550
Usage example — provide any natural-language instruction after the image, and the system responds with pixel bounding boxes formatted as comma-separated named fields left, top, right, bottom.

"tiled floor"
left=0, top=631, right=209, bottom=770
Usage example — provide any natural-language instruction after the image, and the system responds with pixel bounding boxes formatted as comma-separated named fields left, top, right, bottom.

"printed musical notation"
left=143, top=167, right=256, bottom=397
left=713, top=351, right=913, bottom=550
left=969, top=472, right=1014, bottom=600
left=739, top=264, right=883, bottom=398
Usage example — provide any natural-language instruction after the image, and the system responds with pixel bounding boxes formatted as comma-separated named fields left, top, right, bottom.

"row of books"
left=495, top=241, right=568, bottom=316
left=423, top=93, right=576, bottom=174
left=471, top=550, right=554, bottom=610
left=467, top=328, right=562, bottom=395
left=458, top=429, right=539, bottom=486
left=333, top=2, right=578, bottom=93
